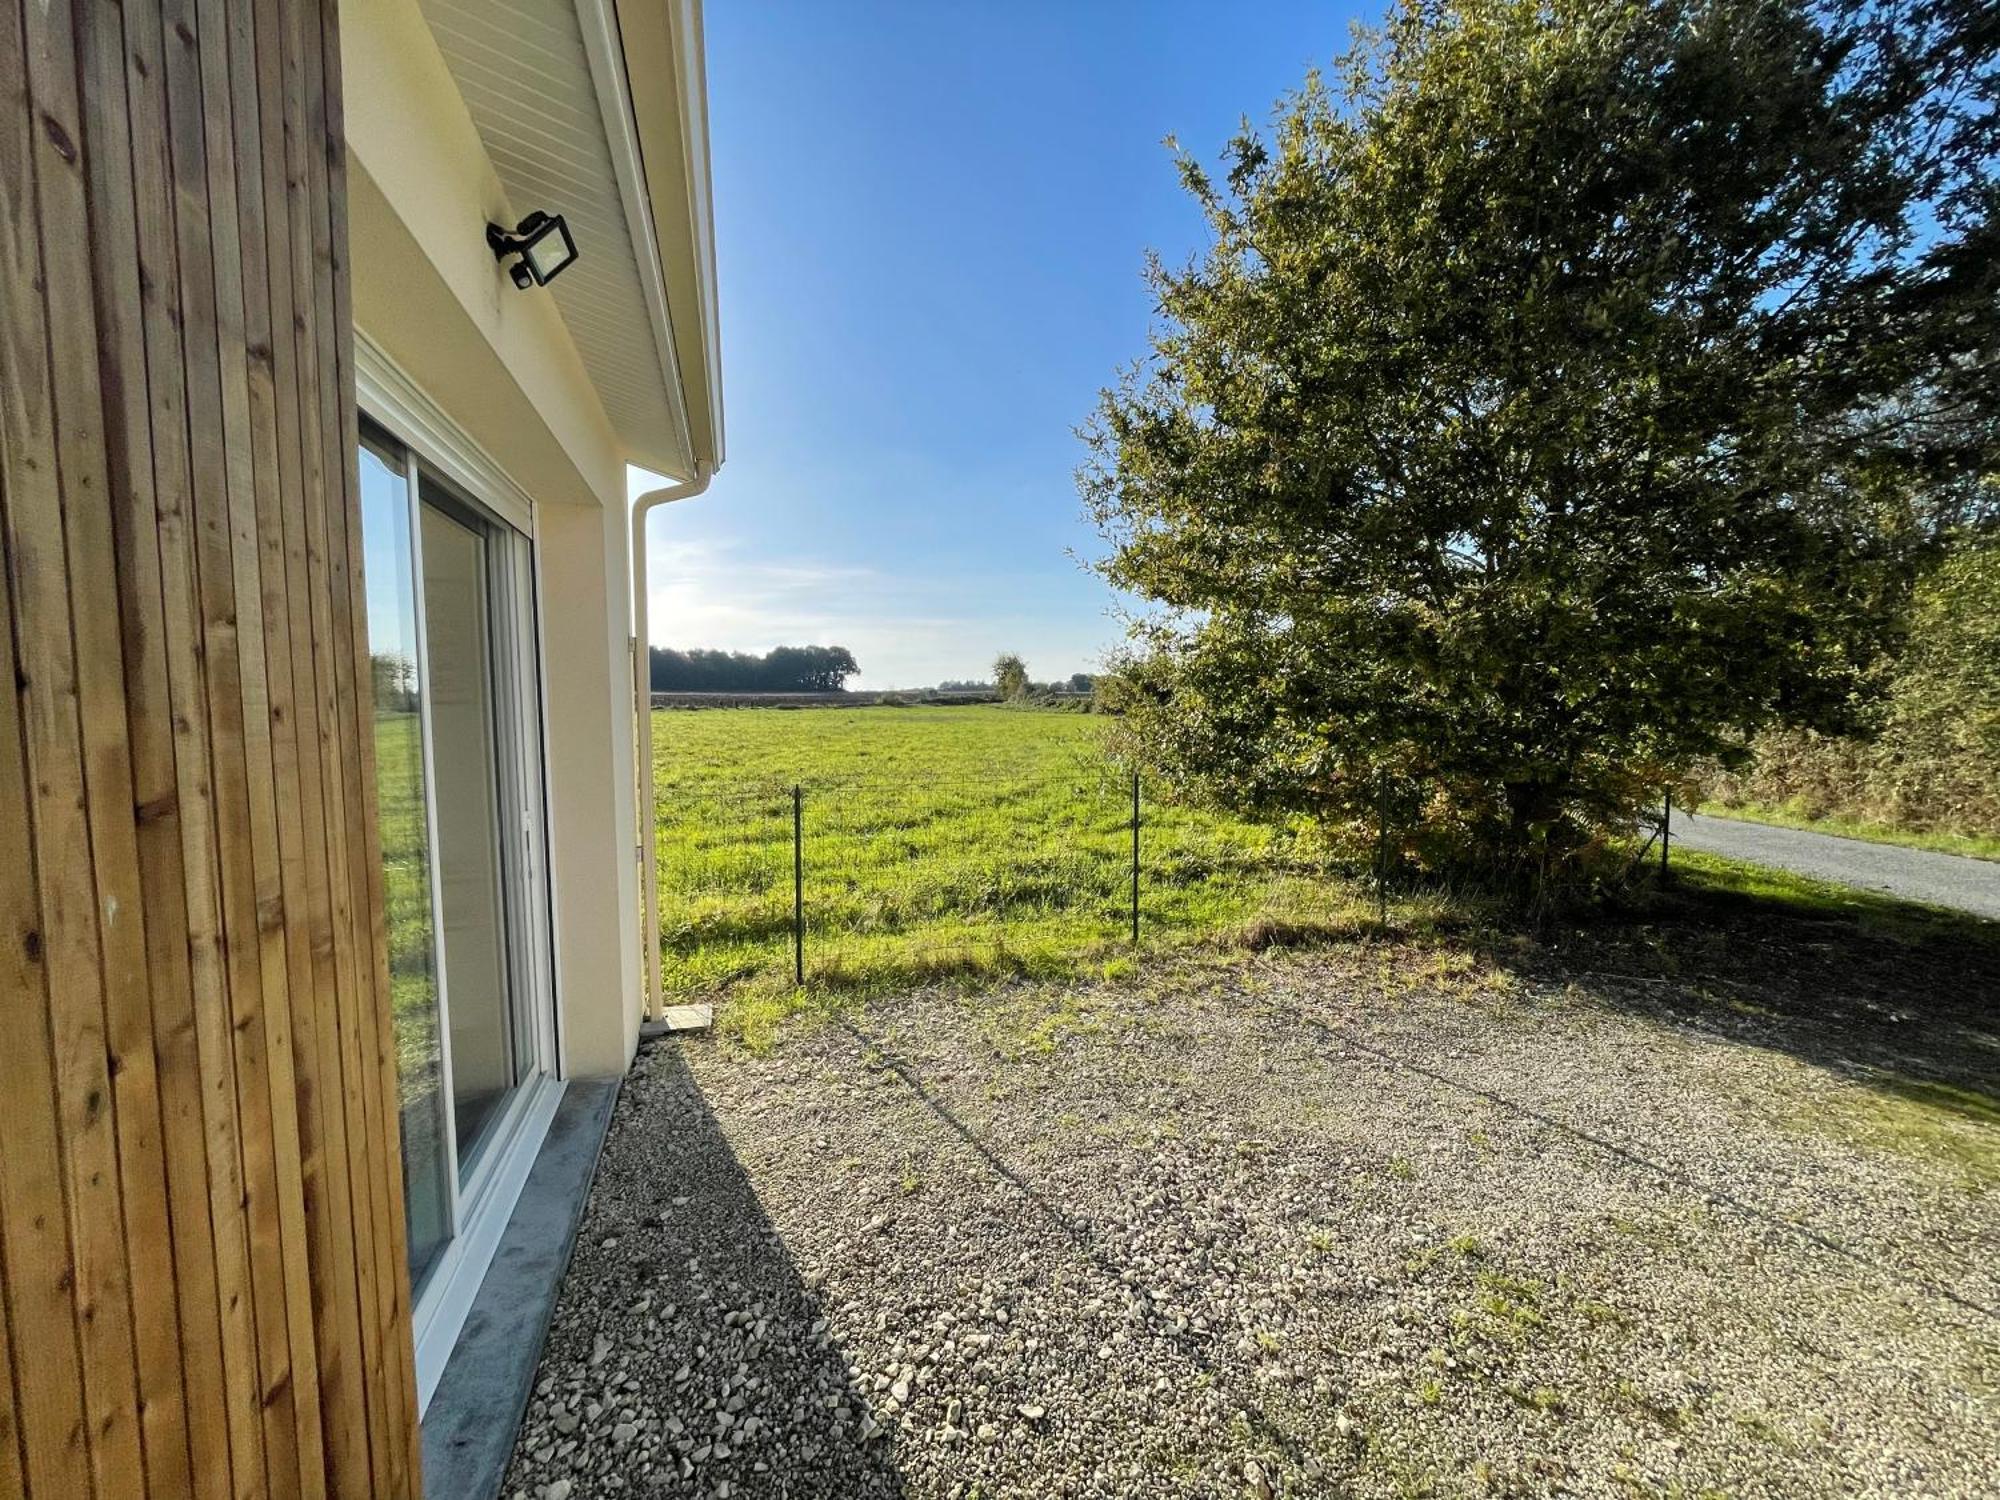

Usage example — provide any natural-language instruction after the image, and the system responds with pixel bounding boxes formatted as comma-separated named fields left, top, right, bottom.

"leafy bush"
left=993, top=653, right=1030, bottom=701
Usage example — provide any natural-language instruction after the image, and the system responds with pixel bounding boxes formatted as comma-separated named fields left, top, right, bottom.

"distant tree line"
left=934, top=669, right=1097, bottom=696
left=650, top=645, right=860, bottom=693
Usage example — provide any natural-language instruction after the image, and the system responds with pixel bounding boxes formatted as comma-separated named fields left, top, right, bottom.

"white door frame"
left=357, top=336, right=566, bottom=1412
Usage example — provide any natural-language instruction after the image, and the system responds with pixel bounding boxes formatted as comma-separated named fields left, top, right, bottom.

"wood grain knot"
left=39, top=112, right=76, bottom=164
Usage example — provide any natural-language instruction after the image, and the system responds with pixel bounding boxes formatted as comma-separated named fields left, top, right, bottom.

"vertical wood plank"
left=9, top=0, right=150, bottom=1490
left=319, top=0, right=422, bottom=1486
left=71, top=7, right=217, bottom=1494
left=171, top=0, right=319, bottom=1488
left=246, top=0, right=369, bottom=1489
left=3, top=0, right=424, bottom=1491
left=301, top=2, right=405, bottom=1492
left=271, top=0, right=376, bottom=1487
left=0, top=56, right=96, bottom=1470
left=0, top=1224, right=25, bottom=1500
left=149, top=3, right=284, bottom=1492
left=0, top=484, right=94, bottom=1500
left=115, top=4, right=264, bottom=1493
left=214, top=0, right=329, bottom=1487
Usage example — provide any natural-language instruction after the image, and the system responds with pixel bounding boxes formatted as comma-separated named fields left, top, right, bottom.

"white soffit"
left=421, top=0, right=693, bottom=478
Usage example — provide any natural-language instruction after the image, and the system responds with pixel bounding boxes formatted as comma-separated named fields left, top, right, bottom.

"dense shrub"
left=993, top=654, right=1030, bottom=701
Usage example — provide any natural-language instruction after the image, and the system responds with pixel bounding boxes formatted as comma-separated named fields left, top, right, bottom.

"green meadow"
left=649, top=704, right=1370, bottom=1007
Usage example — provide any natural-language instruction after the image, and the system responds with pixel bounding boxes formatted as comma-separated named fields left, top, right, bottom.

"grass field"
left=376, top=711, right=442, bottom=1103
left=650, top=705, right=1382, bottom=1014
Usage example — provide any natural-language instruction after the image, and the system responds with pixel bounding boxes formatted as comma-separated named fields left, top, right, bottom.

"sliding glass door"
left=361, top=433, right=453, bottom=1290
left=418, top=488, right=533, bottom=1179
left=359, top=418, right=555, bottom=1353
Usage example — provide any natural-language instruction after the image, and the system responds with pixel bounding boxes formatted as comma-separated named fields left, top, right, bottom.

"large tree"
left=1083, top=0, right=1996, bottom=890
left=993, top=653, right=1031, bottom=700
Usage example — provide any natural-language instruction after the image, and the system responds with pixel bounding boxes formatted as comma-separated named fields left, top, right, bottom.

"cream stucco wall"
left=537, top=504, right=645, bottom=1076
left=343, top=0, right=646, bottom=1078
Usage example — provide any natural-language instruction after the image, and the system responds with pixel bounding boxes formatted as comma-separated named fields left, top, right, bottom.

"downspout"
left=632, top=462, right=714, bottom=1019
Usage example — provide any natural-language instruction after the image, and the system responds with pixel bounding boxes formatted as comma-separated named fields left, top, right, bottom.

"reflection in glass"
left=419, top=493, right=523, bottom=1179
left=361, top=432, right=452, bottom=1293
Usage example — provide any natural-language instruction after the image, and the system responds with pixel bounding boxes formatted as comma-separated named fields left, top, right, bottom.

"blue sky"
left=636, top=1, right=1365, bottom=689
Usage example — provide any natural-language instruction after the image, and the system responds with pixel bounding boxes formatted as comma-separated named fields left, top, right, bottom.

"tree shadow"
left=501, top=1042, right=908, bottom=1498
left=1253, top=867, right=2000, bottom=1320
left=1458, top=863, right=2000, bottom=1190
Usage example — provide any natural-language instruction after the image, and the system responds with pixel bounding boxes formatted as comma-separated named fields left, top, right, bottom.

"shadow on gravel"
left=1273, top=991, right=2000, bottom=1320
left=503, top=1042, right=908, bottom=1499
left=1505, top=868, right=2000, bottom=1148
left=827, top=1016, right=1342, bottom=1479
left=833, top=1017, right=1091, bottom=1250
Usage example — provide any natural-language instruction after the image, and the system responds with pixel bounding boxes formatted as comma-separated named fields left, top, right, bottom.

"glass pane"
left=419, top=494, right=522, bottom=1180
left=360, top=434, right=451, bottom=1294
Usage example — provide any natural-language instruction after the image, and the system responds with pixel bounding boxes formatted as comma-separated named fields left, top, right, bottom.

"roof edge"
left=609, top=0, right=725, bottom=473
left=574, top=0, right=697, bottom=479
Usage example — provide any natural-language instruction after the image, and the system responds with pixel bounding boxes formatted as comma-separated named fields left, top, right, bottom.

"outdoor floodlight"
left=487, top=210, right=579, bottom=289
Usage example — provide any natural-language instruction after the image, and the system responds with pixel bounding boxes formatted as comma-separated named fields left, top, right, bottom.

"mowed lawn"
left=649, top=705, right=1367, bottom=1012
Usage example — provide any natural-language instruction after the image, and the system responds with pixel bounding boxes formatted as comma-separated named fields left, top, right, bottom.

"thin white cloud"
left=646, top=537, right=988, bottom=686
left=645, top=537, right=1114, bottom=688
left=631, top=462, right=1125, bottom=689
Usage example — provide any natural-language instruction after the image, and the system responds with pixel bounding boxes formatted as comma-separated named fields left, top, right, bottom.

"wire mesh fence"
left=652, top=762, right=1684, bottom=1001
left=655, top=772, right=1146, bottom=997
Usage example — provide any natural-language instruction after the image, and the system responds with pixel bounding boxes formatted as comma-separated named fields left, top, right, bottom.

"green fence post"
left=792, top=784, right=805, bottom=985
left=1376, top=770, right=1389, bottom=925
left=1130, top=769, right=1141, bottom=946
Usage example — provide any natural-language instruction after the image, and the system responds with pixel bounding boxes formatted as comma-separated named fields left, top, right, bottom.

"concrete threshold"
left=421, top=1078, right=620, bottom=1500
left=641, top=1002, right=713, bottom=1036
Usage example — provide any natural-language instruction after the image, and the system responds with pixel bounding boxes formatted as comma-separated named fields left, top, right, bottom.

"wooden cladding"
left=0, top=1, right=420, bottom=1496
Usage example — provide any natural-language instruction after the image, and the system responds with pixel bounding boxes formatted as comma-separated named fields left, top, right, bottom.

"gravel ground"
left=1669, top=809, right=2000, bottom=920
left=505, top=915, right=1999, bottom=1499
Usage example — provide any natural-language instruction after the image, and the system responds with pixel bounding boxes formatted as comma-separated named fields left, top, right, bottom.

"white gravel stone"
left=502, top=951, right=2000, bottom=1499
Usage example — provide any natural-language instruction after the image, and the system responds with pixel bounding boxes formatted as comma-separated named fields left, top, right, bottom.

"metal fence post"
left=792, top=784, right=805, bottom=985
left=1660, top=788, right=1672, bottom=885
left=1376, top=769, right=1389, bottom=924
left=1130, top=769, right=1141, bottom=946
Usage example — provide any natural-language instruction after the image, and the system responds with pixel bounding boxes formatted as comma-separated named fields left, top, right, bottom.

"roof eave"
left=604, top=0, right=725, bottom=478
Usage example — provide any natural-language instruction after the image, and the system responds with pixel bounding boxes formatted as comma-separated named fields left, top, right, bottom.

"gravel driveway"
left=504, top=903, right=1999, bottom=1500
left=1670, top=808, right=2000, bottom=920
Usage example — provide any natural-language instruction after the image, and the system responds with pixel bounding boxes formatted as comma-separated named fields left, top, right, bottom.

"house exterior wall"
left=0, top=0, right=421, bottom=1495
left=2, top=0, right=665, bottom=1484
left=537, top=503, right=646, bottom=1076
left=339, top=0, right=626, bottom=510
left=340, top=0, right=646, bottom=1079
